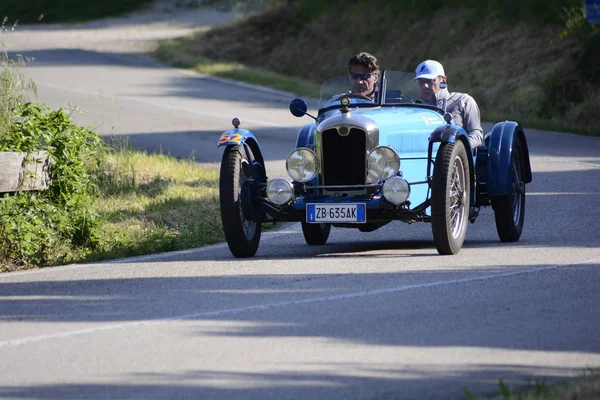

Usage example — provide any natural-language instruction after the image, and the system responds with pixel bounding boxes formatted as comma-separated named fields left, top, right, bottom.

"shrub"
left=0, top=101, right=103, bottom=269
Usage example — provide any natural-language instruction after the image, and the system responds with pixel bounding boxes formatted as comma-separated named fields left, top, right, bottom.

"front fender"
left=428, top=124, right=474, bottom=158
left=295, top=123, right=317, bottom=149
left=217, top=128, right=265, bottom=167
left=429, top=124, right=460, bottom=145
left=486, top=121, right=533, bottom=196
left=428, top=124, right=475, bottom=192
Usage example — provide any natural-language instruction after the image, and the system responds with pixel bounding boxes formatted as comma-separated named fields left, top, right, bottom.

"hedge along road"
left=1, top=6, right=600, bottom=400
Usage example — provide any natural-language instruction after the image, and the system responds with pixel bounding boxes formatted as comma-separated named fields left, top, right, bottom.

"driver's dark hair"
left=348, top=52, right=380, bottom=73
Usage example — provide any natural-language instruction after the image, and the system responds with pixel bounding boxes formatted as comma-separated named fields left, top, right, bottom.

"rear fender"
left=486, top=121, right=532, bottom=196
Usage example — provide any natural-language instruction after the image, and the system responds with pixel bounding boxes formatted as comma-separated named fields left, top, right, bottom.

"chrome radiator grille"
left=321, top=128, right=366, bottom=186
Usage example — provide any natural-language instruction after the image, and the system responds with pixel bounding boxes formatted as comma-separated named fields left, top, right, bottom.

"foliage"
left=537, top=5, right=600, bottom=132
left=0, top=102, right=103, bottom=269
left=0, top=0, right=156, bottom=23
left=297, top=0, right=581, bottom=24
left=463, top=372, right=600, bottom=399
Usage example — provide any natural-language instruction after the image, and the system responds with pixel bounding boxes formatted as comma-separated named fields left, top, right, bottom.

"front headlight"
left=383, top=176, right=410, bottom=205
left=286, top=148, right=318, bottom=182
left=266, top=178, right=294, bottom=205
left=367, top=146, right=400, bottom=180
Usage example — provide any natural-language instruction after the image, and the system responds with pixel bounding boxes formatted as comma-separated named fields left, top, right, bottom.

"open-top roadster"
left=217, top=71, right=532, bottom=258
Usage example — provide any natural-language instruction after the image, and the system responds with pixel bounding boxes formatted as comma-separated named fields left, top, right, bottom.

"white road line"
left=36, top=81, right=290, bottom=128
left=1, top=258, right=598, bottom=349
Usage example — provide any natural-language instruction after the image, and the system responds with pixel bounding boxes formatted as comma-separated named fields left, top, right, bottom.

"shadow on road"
left=0, top=364, right=588, bottom=400
left=1, top=262, right=599, bottom=398
left=1, top=263, right=599, bottom=350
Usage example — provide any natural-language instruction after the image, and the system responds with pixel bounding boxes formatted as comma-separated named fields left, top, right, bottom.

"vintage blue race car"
left=217, top=70, right=532, bottom=258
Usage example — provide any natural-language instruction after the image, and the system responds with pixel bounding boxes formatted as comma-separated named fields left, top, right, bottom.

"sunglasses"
left=349, top=72, right=377, bottom=80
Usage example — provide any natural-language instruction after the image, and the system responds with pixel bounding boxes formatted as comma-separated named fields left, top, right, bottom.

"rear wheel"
left=431, top=141, right=471, bottom=255
left=491, top=137, right=526, bottom=242
left=219, top=145, right=262, bottom=257
left=301, top=222, right=331, bottom=245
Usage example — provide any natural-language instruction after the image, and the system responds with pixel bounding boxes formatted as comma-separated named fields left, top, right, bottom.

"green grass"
left=84, top=141, right=224, bottom=263
left=0, top=43, right=36, bottom=134
left=464, top=372, right=600, bottom=399
left=0, top=0, right=156, bottom=24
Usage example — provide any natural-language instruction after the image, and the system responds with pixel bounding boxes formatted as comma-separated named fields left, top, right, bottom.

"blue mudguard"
left=217, top=128, right=265, bottom=166
left=486, top=121, right=532, bottom=196
left=428, top=123, right=474, bottom=159
left=295, top=123, right=316, bottom=148
left=428, top=124, right=476, bottom=188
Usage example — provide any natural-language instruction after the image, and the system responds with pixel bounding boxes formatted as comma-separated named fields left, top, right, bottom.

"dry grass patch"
left=89, top=147, right=223, bottom=262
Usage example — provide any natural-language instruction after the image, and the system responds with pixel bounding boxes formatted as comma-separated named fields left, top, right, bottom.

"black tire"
left=219, top=145, right=262, bottom=258
left=431, top=141, right=471, bottom=255
left=301, top=222, right=331, bottom=245
left=491, top=137, right=526, bottom=242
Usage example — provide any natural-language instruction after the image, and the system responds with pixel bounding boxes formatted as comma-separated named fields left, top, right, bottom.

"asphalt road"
left=1, top=21, right=600, bottom=400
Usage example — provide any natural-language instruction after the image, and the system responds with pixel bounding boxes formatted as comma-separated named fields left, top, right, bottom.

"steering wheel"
left=333, top=93, right=374, bottom=102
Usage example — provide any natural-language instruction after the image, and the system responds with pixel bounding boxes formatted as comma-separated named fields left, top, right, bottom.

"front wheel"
left=431, top=141, right=471, bottom=255
left=219, top=145, right=262, bottom=257
left=301, top=222, right=331, bottom=245
left=491, top=137, right=526, bottom=242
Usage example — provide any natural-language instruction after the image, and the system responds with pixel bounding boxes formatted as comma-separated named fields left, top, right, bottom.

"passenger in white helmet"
left=414, top=59, right=484, bottom=149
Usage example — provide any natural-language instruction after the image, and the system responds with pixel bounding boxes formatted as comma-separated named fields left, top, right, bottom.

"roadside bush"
left=1, top=37, right=104, bottom=270
left=538, top=5, right=600, bottom=126
left=0, top=100, right=103, bottom=270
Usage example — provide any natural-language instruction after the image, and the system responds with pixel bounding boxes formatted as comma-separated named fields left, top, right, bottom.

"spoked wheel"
left=431, top=141, right=471, bottom=255
left=219, top=145, right=262, bottom=257
left=301, top=222, right=331, bottom=245
left=491, top=137, right=526, bottom=242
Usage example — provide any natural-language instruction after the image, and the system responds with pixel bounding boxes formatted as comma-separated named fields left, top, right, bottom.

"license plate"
left=306, top=203, right=366, bottom=223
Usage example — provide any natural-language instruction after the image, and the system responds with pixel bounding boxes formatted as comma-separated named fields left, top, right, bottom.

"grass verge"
left=85, top=140, right=224, bottom=264
left=464, top=372, right=600, bottom=399
left=0, top=141, right=224, bottom=273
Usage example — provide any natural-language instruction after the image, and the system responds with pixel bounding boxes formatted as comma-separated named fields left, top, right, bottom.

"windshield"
left=319, top=70, right=425, bottom=110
